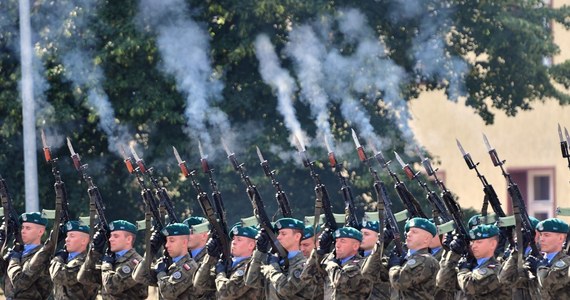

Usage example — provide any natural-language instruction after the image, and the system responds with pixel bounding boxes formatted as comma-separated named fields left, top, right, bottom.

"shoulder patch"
left=183, top=263, right=191, bottom=271
left=235, top=269, right=245, bottom=276
left=121, top=265, right=132, bottom=274
left=555, top=260, right=567, bottom=268
left=478, top=268, right=488, bottom=275
left=407, top=259, right=416, bottom=266
left=172, top=271, right=182, bottom=279
left=294, top=269, right=301, bottom=279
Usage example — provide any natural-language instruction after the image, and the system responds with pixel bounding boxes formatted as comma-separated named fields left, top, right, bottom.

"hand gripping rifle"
left=0, top=174, right=23, bottom=254
left=41, top=130, right=71, bottom=255
left=558, top=124, right=570, bottom=171
left=293, top=136, right=338, bottom=250
left=67, top=139, right=112, bottom=256
left=223, top=140, right=289, bottom=270
left=394, top=151, right=452, bottom=230
left=325, top=137, right=360, bottom=230
left=351, top=130, right=402, bottom=256
left=130, top=146, right=179, bottom=224
left=256, top=146, right=293, bottom=218
left=482, top=134, right=539, bottom=257
left=370, top=147, right=427, bottom=219
left=173, top=146, right=232, bottom=274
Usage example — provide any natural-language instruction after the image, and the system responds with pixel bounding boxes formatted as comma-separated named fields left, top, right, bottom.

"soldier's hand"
left=54, top=248, right=69, bottom=261
left=317, top=229, right=333, bottom=256
left=450, top=236, right=468, bottom=255
left=149, top=229, right=165, bottom=256
left=255, top=229, right=270, bottom=253
left=382, top=228, right=394, bottom=245
left=101, top=253, right=115, bottom=265
left=207, top=237, right=222, bottom=258
left=442, top=232, right=454, bottom=249
left=387, top=250, right=405, bottom=268
left=215, top=259, right=227, bottom=274
left=457, top=256, right=473, bottom=270
left=0, top=224, right=6, bottom=245
left=524, top=255, right=548, bottom=276
left=154, top=260, right=168, bottom=275
left=92, top=229, right=107, bottom=253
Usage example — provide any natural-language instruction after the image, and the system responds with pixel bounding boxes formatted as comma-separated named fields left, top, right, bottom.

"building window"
left=527, top=169, right=554, bottom=219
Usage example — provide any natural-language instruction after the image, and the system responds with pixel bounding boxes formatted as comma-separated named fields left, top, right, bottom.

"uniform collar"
left=115, top=249, right=129, bottom=258
left=191, top=247, right=204, bottom=258
left=340, top=255, right=355, bottom=265
left=546, top=251, right=559, bottom=263
left=23, top=244, right=40, bottom=255
left=68, top=251, right=81, bottom=261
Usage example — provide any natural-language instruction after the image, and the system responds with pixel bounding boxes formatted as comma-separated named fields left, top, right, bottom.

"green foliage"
left=0, top=0, right=568, bottom=229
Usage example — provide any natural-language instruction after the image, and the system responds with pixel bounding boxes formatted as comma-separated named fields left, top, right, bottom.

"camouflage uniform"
left=201, top=254, right=263, bottom=299
left=321, top=251, right=371, bottom=299
left=361, top=244, right=390, bottom=300
left=155, top=253, right=200, bottom=299
left=100, top=248, right=148, bottom=299
left=457, top=256, right=510, bottom=300
left=77, top=248, right=103, bottom=288
left=4, top=245, right=52, bottom=299
left=389, top=248, right=439, bottom=299
left=498, top=252, right=540, bottom=300
left=245, top=250, right=313, bottom=299
left=433, top=249, right=457, bottom=300
left=50, top=251, right=99, bottom=300
left=190, top=247, right=217, bottom=299
left=536, top=251, right=570, bottom=300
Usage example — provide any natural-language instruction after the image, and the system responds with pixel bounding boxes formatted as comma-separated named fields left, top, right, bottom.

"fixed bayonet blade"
left=482, top=133, right=493, bottom=151
left=565, top=127, right=570, bottom=146
left=456, top=139, right=467, bottom=156
left=293, top=135, right=305, bottom=152
left=41, top=129, right=48, bottom=149
left=416, top=145, right=426, bottom=161
left=256, top=146, right=265, bottom=163
left=173, top=146, right=183, bottom=165
left=394, top=151, right=406, bottom=168
left=221, top=138, right=231, bottom=156
left=130, top=145, right=141, bottom=162
left=67, top=138, right=76, bottom=156
left=559, top=124, right=564, bottom=143
left=351, top=129, right=361, bottom=148
left=198, top=141, right=206, bottom=159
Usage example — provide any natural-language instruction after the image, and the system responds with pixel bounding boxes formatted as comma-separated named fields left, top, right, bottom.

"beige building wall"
left=409, top=0, right=570, bottom=222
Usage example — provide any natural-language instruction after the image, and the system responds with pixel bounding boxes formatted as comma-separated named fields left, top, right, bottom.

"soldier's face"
left=300, top=238, right=315, bottom=258
left=335, top=237, right=360, bottom=260
left=231, top=236, right=255, bottom=257
left=360, top=229, right=378, bottom=251
left=166, top=235, right=189, bottom=258
left=539, top=232, right=565, bottom=253
left=108, top=231, right=133, bottom=252
left=469, top=238, right=497, bottom=259
left=405, top=228, right=431, bottom=250
left=65, top=231, right=89, bottom=253
left=276, top=229, right=301, bottom=251
left=429, top=234, right=442, bottom=249
left=188, top=232, right=208, bottom=250
left=20, top=222, right=45, bottom=245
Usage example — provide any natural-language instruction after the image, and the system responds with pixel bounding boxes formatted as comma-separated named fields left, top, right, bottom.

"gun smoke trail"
left=254, top=34, right=308, bottom=148
left=137, top=0, right=232, bottom=155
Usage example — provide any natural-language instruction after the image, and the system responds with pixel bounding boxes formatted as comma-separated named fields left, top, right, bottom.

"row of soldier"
left=2, top=207, right=569, bottom=299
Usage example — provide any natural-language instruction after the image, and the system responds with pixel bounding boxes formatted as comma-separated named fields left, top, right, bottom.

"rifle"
left=351, top=130, right=402, bottom=256
left=41, top=130, right=71, bottom=255
left=256, top=146, right=293, bottom=218
left=0, top=174, right=23, bottom=254
left=394, top=151, right=452, bottom=228
left=67, top=138, right=111, bottom=255
left=482, top=134, right=539, bottom=257
left=325, top=137, right=360, bottom=229
left=173, top=146, right=232, bottom=275
left=199, top=142, right=228, bottom=228
left=293, top=136, right=338, bottom=236
left=130, top=146, right=179, bottom=224
left=558, top=124, right=570, bottom=170
left=222, top=140, right=289, bottom=270
left=369, top=146, right=427, bottom=219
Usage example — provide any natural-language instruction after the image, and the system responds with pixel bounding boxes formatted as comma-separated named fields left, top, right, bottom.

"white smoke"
left=254, top=34, right=308, bottom=148
left=137, top=0, right=232, bottom=156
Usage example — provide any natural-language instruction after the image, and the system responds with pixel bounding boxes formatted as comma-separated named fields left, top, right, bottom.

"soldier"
left=524, top=218, right=570, bottom=299
left=359, top=220, right=390, bottom=300
left=360, top=220, right=378, bottom=257
left=300, top=225, right=317, bottom=258
left=3, top=212, right=52, bottom=299
left=389, top=217, right=439, bottom=299
left=196, top=223, right=262, bottom=299
left=79, top=220, right=147, bottom=299
left=451, top=224, right=510, bottom=299
left=499, top=216, right=540, bottom=299
left=245, top=217, right=314, bottom=299
left=428, top=220, right=444, bottom=261
left=49, top=221, right=99, bottom=299
left=183, top=216, right=209, bottom=263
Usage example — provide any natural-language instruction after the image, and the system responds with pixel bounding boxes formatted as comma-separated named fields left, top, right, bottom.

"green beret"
left=334, top=227, right=363, bottom=242
left=65, top=221, right=89, bottom=234
left=183, top=216, right=207, bottom=227
left=302, top=224, right=321, bottom=240
left=362, top=220, right=379, bottom=233
left=529, top=216, right=540, bottom=230
left=229, top=224, right=258, bottom=239
left=468, top=214, right=481, bottom=229
left=162, top=223, right=190, bottom=236
left=469, top=224, right=499, bottom=240
left=19, top=212, right=48, bottom=226
left=536, top=218, right=569, bottom=234
left=274, top=218, right=304, bottom=231
left=405, top=217, right=437, bottom=237
left=109, top=220, right=137, bottom=235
